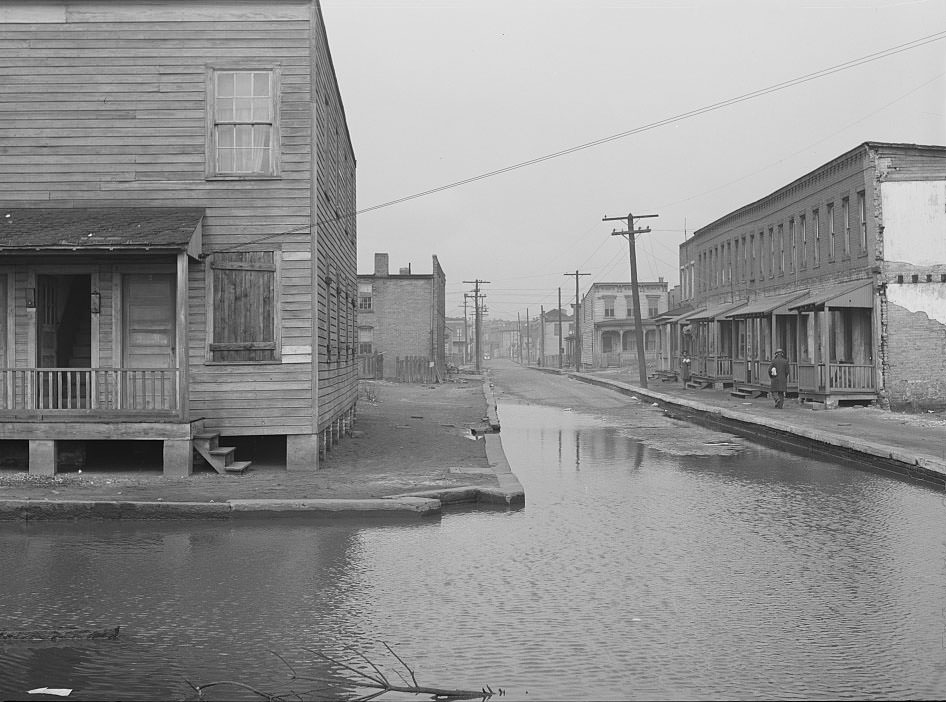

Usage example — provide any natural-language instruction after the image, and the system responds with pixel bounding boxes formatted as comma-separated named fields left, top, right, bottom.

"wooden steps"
left=685, top=379, right=711, bottom=390
left=730, top=386, right=764, bottom=399
left=193, top=432, right=251, bottom=475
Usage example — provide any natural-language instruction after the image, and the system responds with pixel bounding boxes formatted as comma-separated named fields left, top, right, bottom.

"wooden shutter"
left=211, top=252, right=276, bottom=362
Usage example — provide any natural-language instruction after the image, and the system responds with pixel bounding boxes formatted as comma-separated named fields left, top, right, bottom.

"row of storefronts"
left=657, top=142, right=946, bottom=410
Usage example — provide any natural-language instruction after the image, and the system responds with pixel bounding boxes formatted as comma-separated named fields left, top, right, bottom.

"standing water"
left=1, top=396, right=945, bottom=700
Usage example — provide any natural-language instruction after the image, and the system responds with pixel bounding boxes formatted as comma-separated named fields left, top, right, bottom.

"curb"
left=566, top=371, right=946, bottom=488
left=0, top=376, right=527, bottom=521
left=482, top=374, right=526, bottom=507
left=0, top=496, right=441, bottom=521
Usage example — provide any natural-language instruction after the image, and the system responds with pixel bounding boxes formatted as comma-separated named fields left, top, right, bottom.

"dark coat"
left=768, top=355, right=790, bottom=392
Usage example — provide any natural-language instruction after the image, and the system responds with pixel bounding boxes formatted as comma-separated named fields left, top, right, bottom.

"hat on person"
left=775, top=348, right=784, bottom=355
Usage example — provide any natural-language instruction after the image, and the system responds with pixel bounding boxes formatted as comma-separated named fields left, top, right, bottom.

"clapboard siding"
left=0, top=0, right=358, bottom=442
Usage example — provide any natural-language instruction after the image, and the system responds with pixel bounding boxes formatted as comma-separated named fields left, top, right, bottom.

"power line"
left=213, top=29, right=945, bottom=254
left=354, top=30, right=945, bottom=216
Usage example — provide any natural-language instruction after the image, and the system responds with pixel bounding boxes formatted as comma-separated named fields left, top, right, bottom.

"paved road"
left=488, top=359, right=747, bottom=458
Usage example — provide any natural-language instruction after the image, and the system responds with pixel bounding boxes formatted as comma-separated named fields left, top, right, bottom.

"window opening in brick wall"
left=842, top=196, right=850, bottom=256
left=812, top=209, right=821, bottom=266
left=358, top=327, right=373, bottom=354
left=857, top=191, right=867, bottom=251
left=827, top=203, right=836, bottom=259
left=358, top=283, right=372, bottom=310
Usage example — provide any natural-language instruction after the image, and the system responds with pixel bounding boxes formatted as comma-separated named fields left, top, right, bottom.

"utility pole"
left=603, top=211, right=659, bottom=388
left=463, top=279, right=489, bottom=372
left=462, top=294, right=472, bottom=365
left=517, top=312, right=523, bottom=364
left=564, top=270, right=590, bottom=372
left=540, top=304, right=545, bottom=365
left=526, top=307, right=530, bottom=365
left=557, top=287, right=564, bottom=369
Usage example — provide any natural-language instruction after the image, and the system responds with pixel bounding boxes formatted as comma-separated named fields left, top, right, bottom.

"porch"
left=0, top=417, right=204, bottom=478
left=1, top=367, right=181, bottom=415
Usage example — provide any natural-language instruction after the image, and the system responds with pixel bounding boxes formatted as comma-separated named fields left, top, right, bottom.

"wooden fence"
left=395, top=356, right=436, bottom=383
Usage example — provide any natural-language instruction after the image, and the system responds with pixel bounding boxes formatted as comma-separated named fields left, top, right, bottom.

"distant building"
left=539, top=308, right=574, bottom=366
left=665, top=141, right=946, bottom=410
left=357, top=253, right=446, bottom=382
left=579, top=280, right=669, bottom=368
left=444, top=316, right=468, bottom=365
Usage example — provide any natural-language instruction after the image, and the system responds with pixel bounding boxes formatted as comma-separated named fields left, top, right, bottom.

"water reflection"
left=1, top=401, right=944, bottom=701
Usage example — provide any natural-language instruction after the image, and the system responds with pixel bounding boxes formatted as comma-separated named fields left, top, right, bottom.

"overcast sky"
left=320, top=0, right=945, bottom=321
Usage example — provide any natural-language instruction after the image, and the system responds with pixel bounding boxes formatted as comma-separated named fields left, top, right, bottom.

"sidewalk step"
left=224, top=461, right=252, bottom=474
left=209, top=447, right=236, bottom=466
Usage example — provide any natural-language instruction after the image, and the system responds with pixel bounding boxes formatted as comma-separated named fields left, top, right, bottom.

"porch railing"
left=0, top=368, right=180, bottom=414
left=796, top=363, right=874, bottom=393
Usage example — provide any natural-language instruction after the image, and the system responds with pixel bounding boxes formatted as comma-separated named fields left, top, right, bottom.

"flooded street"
left=2, top=363, right=945, bottom=701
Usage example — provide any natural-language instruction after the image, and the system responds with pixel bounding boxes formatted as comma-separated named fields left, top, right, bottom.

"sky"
left=320, top=0, right=946, bottom=321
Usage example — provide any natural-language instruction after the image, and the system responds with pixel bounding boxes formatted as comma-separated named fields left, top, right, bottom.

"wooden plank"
left=0, top=421, right=193, bottom=440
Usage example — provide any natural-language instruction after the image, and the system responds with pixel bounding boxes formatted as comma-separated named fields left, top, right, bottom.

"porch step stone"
left=225, top=461, right=252, bottom=474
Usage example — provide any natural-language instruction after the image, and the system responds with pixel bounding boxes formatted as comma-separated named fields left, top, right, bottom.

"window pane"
left=252, top=97, right=272, bottom=122
left=215, top=91, right=235, bottom=121
left=217, top=71, right=234, bottom=97
left=234, top=72, right=252, bottom=97
left=253, top=72, right=271, bottom=97
left=216, top=125, right=234, bottom=172
left=233, top=96, right=253, bottom=122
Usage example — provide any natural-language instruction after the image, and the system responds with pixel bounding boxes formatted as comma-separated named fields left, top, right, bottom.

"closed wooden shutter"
left=211, top=251, right=276, bottom=362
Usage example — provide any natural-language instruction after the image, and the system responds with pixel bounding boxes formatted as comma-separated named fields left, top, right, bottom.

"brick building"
left=357, top=253, right=446, bottom=382
left=664, top=141, right=946, bottom=410
left=579, top=280, right=668, bottom=368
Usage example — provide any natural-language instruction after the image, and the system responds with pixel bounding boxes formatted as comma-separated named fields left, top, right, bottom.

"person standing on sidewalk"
left=768, top=349, right=790, bottom=409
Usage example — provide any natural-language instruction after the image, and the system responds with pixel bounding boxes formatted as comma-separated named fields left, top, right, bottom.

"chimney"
left=374, top=253, right=389, bottom=277
left=399, top=264, right=411, bottom=275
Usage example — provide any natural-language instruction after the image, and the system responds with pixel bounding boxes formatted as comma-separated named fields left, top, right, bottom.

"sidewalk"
left=555, top=366, right=946, bottom=488
left=0, top=374, right=525, bottom=520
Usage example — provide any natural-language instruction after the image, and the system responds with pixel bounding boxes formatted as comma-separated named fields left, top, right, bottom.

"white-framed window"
left=646, top=295, right=660, bottom=319
left=208, top=68, right=279, bottom=177
left=603, top=296, right=615, bottom=318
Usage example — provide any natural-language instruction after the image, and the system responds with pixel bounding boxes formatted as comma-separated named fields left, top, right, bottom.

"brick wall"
left=884, top=300, right=946, bottom=410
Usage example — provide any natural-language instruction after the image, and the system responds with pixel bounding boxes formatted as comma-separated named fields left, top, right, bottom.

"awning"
left=686, top=300, right=749, bottom=322
left=725, top=290, right=810, bottom=318
left=787, top=281, right=873, bottom=311
left=676, top=307, right=707, bottom=325
left=0, top=207, right=204, bottom=258
left=654, top=305, right=694, bottom=325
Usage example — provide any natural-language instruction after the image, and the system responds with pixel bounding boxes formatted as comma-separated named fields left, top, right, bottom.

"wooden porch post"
left=176, top=252, right=188, bottom=419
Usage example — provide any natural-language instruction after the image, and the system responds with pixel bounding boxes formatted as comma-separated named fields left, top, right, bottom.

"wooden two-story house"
left=0, top=0, right=358, bottom=475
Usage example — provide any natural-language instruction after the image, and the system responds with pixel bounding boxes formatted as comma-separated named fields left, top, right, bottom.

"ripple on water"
left=1, top=401, right=944, bottom=701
